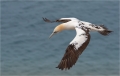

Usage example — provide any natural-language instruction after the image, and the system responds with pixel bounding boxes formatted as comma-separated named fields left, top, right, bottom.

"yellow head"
left=49, top=24, right=65, bottom=38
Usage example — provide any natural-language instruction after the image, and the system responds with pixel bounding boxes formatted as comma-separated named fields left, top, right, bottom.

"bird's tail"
left=98, top=25, right=112, bottom=36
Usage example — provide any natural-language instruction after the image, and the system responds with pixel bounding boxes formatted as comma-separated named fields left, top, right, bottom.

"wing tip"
left=56, top=66, right=71, bottom=70
left=99, top=25, right=113, bottom=36
left=42, top=17, right=54, bottom=23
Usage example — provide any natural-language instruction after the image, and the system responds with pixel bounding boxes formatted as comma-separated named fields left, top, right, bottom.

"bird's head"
left=49, top=24, right=65, bottom=38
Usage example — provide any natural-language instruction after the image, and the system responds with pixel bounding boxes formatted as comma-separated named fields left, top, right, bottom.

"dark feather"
left=98, top=25, right=112, bottom=36
left=43, top=17, right=71, bottom=23
left=56, top=34, right=90, bottom=70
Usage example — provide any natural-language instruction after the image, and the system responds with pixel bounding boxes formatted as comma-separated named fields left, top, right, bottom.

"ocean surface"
left=1, top=1, right=119, bottom=76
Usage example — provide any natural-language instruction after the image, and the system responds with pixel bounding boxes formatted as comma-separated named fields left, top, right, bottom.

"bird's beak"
left=49, top=32, right=55, bottom=39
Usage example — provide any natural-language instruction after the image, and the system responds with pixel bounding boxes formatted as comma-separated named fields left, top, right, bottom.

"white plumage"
left=70, top=27, right=88, bottom=50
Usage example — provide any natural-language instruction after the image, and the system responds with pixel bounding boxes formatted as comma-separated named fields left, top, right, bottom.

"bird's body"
left=43, top=17, right=112, bottom=70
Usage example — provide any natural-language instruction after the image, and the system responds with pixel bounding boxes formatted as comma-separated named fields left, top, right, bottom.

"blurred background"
left=1, top=0, right=119, bottom=76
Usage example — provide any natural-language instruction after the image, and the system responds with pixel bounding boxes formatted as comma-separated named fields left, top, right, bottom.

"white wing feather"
left=70, top=27, right=88, bottom=50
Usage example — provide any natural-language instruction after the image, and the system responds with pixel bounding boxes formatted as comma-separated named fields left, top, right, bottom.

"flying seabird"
left=43, top=17, right=112, bottom=70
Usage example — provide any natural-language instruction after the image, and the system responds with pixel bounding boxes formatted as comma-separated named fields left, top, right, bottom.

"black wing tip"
left=56, top=66, right=71, bottom=70
left=42, top=17, right=47, bottom=21
left=99, top=25, right=113, bottom=36
left=99, top=30, right=113, bottom=36
left=42, top=17, right=46, bottom=20
left=42, top=17, right=54, bottom=23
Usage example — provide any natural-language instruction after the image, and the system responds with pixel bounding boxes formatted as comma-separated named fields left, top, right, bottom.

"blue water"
left=1, top=1, right=119, bottom=76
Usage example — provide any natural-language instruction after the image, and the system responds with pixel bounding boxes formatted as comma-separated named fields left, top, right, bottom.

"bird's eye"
left=54, top=31, right=57, bottom=33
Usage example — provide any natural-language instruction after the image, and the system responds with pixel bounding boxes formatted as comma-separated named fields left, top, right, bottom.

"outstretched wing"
left=43, top=17, right=71, bottom=23
left=56, top=27, right=90, bottom=70
left=80, top=21, right=112, bottom=36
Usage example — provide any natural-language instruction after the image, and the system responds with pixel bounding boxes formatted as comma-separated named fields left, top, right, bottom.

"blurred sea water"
left=1, top=1, right=119, bottom=76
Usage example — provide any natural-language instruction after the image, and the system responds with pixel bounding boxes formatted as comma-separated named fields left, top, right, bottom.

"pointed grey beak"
left=49, top=32, right=55, bottom=39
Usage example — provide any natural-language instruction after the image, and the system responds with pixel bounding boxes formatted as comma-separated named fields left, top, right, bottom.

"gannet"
left=43, top=17, right=112, bottom=70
